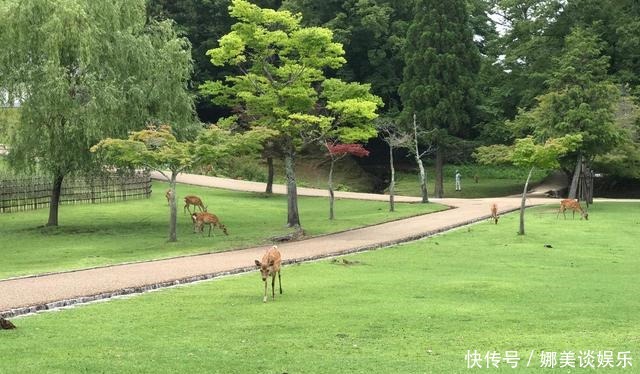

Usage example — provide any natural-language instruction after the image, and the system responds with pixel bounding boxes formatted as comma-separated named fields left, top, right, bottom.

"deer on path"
left=191, top=212, right=228, bottom=236
left=557, top=199, right=589, bottom=220
left=255, top=245, right=282, bottom=303
left=184, top=195, right=206, bottom=214
left=490, top=203, right=499, bottom=224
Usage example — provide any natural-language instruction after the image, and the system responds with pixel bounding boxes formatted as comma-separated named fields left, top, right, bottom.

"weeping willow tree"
left=0, top=0, right=194, bottom=226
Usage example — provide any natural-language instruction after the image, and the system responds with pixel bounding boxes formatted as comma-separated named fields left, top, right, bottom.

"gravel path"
left=1, top=172, right=559, bottom=317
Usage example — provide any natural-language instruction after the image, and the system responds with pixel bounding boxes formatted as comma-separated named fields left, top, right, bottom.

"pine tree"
left=399, top=0, right=480, bottom=198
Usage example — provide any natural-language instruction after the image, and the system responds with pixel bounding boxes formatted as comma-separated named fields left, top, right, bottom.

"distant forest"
left=148, top=0, right=639, bottom=185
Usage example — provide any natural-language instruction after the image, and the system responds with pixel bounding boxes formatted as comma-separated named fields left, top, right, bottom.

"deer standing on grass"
left=255, top=245, right=282, bottom=303
left=184, top=195, right=206, bottom=214
left=557, top=199, right=589, bottom=220
left=191, top=212, right=228, bottom=236
left=490, top=203, right=499, bottom=224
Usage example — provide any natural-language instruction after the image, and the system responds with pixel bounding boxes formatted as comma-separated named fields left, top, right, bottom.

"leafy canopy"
left=509, top=28, right=622, bottom=160
left=474, top=135, right=583, bottom=169
left=200, top=0, right=381, bottom=148
left=0, top=0, right=195, bottom=176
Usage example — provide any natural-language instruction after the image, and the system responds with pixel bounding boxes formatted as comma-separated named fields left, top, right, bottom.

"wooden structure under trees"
left=0, top=171, right=151, bottom=213
left=575, top=158, right=595, bottom=206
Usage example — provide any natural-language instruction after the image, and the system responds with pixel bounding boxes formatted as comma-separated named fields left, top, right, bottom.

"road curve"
left=1, top=173, right=559, bottom=317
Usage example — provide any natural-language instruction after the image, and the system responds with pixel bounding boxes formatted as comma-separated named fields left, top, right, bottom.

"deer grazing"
left=557, top=199, right=589, bottom=220
left=184, top=195, right=206, bottom=214
left=255, top=245, right=282, bottom=303
left=191, top=212, right=228, bottom=236
left=490, top=203, right=499, bottom=224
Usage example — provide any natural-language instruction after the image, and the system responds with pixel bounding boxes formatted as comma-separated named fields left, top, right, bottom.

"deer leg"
left=278, top=270, right=282, bottom=294
left=208, top=224, right=212, bottom=237
left=263, top=280, right=267, bottom=303
left=271, top=274, right=276, bottom=300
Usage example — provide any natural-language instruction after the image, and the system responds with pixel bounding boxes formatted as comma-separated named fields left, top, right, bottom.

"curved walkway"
left=1, top=172, right=558, bottom=317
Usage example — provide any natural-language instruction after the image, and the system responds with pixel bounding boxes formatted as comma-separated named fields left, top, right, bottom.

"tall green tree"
left=551, top=0, right=640, bottom=93
left=491, top=0, right=565, bottom=113
left=399, top=0, right=481, bottom=198
left=0, top=0, right=194, bottom=226
left=147, top=0, right=283, bottom=123
left=201, top=0, right=381, bottom=228
left=510, top=28, right=622, bottom=198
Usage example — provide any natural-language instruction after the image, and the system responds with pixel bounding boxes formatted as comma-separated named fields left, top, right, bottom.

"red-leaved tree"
left=324, top=142, right=370, bottom=220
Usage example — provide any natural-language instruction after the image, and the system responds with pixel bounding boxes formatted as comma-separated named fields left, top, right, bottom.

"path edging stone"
left=0, top=208, right=519, bottom=319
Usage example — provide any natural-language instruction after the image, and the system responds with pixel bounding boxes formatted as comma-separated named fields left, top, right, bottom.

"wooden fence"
left=0, top=172, right=151, bottom=213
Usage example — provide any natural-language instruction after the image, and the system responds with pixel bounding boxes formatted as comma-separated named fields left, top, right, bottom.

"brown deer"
left=165, top=189, right=173, bottom=206
left=255, top=245, right=282, bottom=303
left=184, top=195, right=206, bottom=214
left=557, top=199, right=589, bottom=220
left=191, top=212, right=228, bottom=236
left=490, top=203, right=499, bottom=224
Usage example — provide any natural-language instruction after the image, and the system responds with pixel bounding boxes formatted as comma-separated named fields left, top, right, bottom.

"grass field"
left=1, top=202, right=637, bottom=373
left=392, top=165, right=551, bottom=198
left=0, top=181, right=445, bottom=279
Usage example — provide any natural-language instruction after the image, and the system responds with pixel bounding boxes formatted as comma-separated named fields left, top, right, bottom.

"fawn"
left=255, top=245, right=282, bottom=303
left=184, top=195, right=206, bottom=214
left=490, top=203, right=499, bottom=224
left=557, top=199, right=589, bottom=220
left=191, top=212, right=228, bottom=236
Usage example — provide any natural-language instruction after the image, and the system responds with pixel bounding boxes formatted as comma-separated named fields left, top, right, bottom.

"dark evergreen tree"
left=147, top=0, right=282, bottom=123
left=282, top=0, right=413, bottom=113
left=399, top=0, right=480, bottom=197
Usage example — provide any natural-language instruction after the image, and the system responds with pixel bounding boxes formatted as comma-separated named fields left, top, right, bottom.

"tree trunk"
left=434, top=146, right=444, bottom=198
left=412, top=113, right=429, bottom=203
left=568, top=154, right=582, bottom=199
left=518, top=167, right=534, bottom=236
left=46, top=173, right=65, bottom=227
left=265, top=156, right=274, bottom=194
left=328, top=159, right=335, bottom=220
left=389, top=144, right=395, bottom=212
left=417, top=158, right=429, bottom=203
left=168, top=173, right=178, bottom=242
left=284, top=150, right=301, bottom=228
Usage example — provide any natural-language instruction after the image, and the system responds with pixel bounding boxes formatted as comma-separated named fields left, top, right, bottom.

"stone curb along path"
left=0, top=172, right=558, bottom=318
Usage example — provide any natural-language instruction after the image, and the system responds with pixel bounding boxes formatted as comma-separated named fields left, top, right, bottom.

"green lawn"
left=393, top=165, right=550, bottom=198
left=1, top=202, right=637, bottom=373
left=0, top=181, right=445, bottom=279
